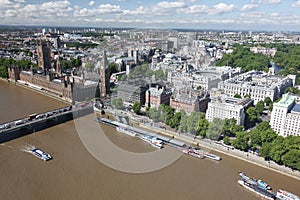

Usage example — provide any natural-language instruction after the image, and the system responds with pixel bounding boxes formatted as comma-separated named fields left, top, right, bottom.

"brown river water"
left=0, top=80, right=299, bottom=200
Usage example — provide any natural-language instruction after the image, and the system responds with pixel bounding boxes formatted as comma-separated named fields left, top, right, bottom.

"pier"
left=97, top=117, right=186, bottom=148
left=0, top=102, right=93, bottom=143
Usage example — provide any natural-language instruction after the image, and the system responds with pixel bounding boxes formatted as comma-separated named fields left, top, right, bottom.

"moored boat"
left=258, top=179, right=272, bottom=190
left=180, top=148, right=204, bottom=159
left=238, top=180, right=276, bottom=200
left=140, top=135, right=163, bottom=149
left=116, top=126, right=137, bottom=137
left=238, top=171, right=257, bottom=186
left=204, top=153, right=221, bottom=161
left=276, top=189, right=300, bottom=200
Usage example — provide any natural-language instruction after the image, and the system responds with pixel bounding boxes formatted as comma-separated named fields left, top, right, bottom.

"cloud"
left=259, top=0, right=281, bottom=4
left=270, top=12, right=279, bottom=17
left=179, top=5, right=207, bottom=14
left=292, top=0, right=300, bottom=7
left=123, top=1, right=186, bottom=16
left=241, top=12, right=265, bottom=18
left=88, top=1, right=95, bottom=6
left=179, top=3, right=235, bottom=15
left=208, top=3, right=235, bottom=14
left=241, top=4, right=258, bottom=11
left=14, top=0, right=25, bottom=2
left=74, top=4, right=122, bottom=17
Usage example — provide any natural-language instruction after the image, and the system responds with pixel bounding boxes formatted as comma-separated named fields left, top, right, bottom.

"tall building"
left=145, top=85, right=172, bottom=108
left=205, top=96, right=253, bottom=125
left=100, top=50, right=110, bottom=97
left=218, top=71, right=295, bottom=104
left=117, top=80, right=149, bottom=105
left=170, top=89, right=210, bottom=113
left=270, top=94, right=300, bottom=137
left=37, top=40, right=51, bottom=71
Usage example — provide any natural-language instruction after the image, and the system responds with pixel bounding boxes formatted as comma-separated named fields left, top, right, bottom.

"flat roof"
left=276, top=95, right=296, bottom=108
left=291, top=104, right=300, bottom=114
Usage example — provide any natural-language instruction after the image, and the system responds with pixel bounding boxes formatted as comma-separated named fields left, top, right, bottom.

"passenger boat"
left=31, top=148, right=52, bottom=161
left=238, top=180, right=276, bottom=200
left=238, top=171, right=257, bottom=186
left=180, top=148, right=204, bottom=159
left=116, top=126, right=137, bottom=137
left=204, top=153, right=221, bottom=161
left=276, top=189, right=300, bottom=200
left=140, top=135, right=163, bottom=149
left=257, top=179, right=272, bottom=190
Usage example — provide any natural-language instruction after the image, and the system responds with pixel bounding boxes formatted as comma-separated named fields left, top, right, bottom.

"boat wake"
left=20, top=143, right=36, bottom=153
left=0, top=143, right=14, bottom=148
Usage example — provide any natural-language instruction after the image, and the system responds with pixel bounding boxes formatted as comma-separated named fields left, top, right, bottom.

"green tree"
left=169, top=112, right=181, bottom=129
left=154, top=69, right=166, bottom=80
left=264, top=97, right=272, bottom=106
left=109, top=63, right=118, bottom=76
left=207, top=118, right=224, bottom=140
left=85, top=62, right=95, bottom=72
left=196, top=112, right=209, bottom=138
left=132, top=102, right=141, bottom=114
left=222, top=118, right=242, bottom=137
left=246, top=107, right=259, bottom=126
left=112, top=98, right=123, bottom=109
left=232, top=131, right=249, bottom=151
left=255, top=101, right=265, bottom=114
left=281, top=149, right=300, bottom=170
left=0, top=66, right=8, bottom=78
left=223, top=136, right=231, bottom=145
left=234, top=94, right=242, bottom=98
left=249, top=129, right=262, bottom=149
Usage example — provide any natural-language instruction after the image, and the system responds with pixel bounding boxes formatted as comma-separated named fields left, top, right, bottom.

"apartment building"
left=270, top=94, right=300, bottom=137
left=205, top=96, right=253, bottom=125
left=218, top=71, right=295, bottom=104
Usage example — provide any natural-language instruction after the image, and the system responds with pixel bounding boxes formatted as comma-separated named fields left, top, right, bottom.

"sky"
left=1, top=0, right=300, bottom=32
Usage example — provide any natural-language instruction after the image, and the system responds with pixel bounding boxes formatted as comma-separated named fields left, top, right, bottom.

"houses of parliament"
left=8, top=40, right=110, bottom=103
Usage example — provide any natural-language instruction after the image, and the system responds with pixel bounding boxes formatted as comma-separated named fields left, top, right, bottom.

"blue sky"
left=1, top=0, right=300, bottom=31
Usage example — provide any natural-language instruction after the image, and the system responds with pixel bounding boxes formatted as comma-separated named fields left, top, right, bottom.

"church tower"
left=100, top=50, right=110, bottom=97
left=37, top=40, right=51, bottom=71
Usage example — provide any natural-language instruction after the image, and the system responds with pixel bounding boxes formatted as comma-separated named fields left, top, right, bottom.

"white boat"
left=204, top=153, right=221, bottom=161
left=238, top=180, right=276, bottom=200
left=116, top=127, right=137, bottom=137
left=276, top=189, right=300, bottom=200
left=257, top=179, right=272, bottom=190
left=191, top=148, right=221, bottom=161
left=31, top=148, right=52, bottom=161
left=180, top=148, right=204, bottom=159
left=140, top=135, right=163, bottom=149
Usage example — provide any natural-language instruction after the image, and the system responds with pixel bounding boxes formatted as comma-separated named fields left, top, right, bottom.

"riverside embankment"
left=107, top=108, right=300, bottom=181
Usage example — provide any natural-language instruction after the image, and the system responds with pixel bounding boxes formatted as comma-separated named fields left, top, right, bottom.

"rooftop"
left=291, top=104, right=300, bottom=114
left=276, top=95, right=296, bottom=108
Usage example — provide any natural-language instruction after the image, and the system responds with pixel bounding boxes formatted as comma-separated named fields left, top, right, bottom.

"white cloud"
left=241, top=4, right=258, bottom=11
left=179, top=5, right=207, bottom=14
left=259, top=0, right=281, bottom=4
left=97, top=4, right=122, bottom=13
left=208, top=3, right=235, bottom=14
left=14, top=0, right=25, bottom=2
left=74, top=4, right=122, bottom=17
left=292, top=0, right=300, bottom=7
left=156, top=1, right=186, bottom=9
left=241, top=12, right=265, bottom=18
left=270, top=12, right=279, bottom=17
left=123, top=1, right=186, bottom=17
left=88, top=1, right=95, bottom=6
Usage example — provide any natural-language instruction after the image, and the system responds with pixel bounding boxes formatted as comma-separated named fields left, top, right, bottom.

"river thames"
left=0, top=80, right=299, bottom=200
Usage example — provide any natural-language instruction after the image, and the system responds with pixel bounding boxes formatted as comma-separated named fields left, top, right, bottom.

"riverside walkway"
left=107, top=108, right=300, bottom=180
